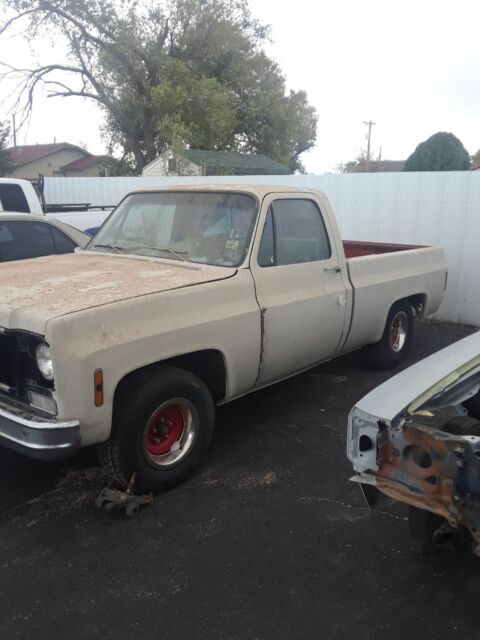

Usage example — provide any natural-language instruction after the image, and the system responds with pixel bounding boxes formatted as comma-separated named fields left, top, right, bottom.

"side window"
left=51, top=226, right=77, bottom=254
left=257, top=207, right=274, bottom=267
left=0, top=221, right=55, bottom=262
left=0, top=184, right=31, bottom=213
left=258, top=199, right=331, bottom=267
left=274, top=199, right=331, bottom=265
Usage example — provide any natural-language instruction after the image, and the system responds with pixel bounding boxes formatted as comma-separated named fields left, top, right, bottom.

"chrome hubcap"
left=390, top=311, right=408, bottom=353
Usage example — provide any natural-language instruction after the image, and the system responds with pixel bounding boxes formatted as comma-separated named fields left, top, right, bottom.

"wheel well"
left=114, top=349, right=227, bottom=406
left=406, top=294, right=426, bottom=318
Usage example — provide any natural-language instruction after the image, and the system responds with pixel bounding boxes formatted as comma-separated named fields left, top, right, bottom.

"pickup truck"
left=0, top=184, right=447, bottom=492
left=0, top=177, right=110, bottom=233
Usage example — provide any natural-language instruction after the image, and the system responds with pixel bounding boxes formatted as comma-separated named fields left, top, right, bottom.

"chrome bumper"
left=0, top=403, right=80, bottom=461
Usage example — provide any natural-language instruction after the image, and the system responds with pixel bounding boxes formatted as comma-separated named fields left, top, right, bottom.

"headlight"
left=36, top=343, right=54, bottom=381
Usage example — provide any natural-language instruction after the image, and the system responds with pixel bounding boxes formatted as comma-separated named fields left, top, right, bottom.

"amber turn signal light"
left=94, top=368, right=104, bottom=407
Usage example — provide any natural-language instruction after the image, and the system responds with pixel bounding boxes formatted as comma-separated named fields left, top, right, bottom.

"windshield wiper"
left=120, top=245, right=189, bottom=261
left=156, top=247, right=188, bottom=261
left=91, top=243, right=124, bottom=254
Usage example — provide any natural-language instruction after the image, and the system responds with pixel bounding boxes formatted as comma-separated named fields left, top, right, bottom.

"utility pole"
left=363, top=120, right=375, bottom=172
left=12, top=114, right=17, bottom=147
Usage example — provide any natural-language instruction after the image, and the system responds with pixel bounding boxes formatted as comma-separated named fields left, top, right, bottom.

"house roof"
left=184, top=150, right=292, bottom=175
left=7, top=143, right=88, bottom=167
left=353, top=159, right=406, bottom=173
left=60, top=155, right=106, bottom=171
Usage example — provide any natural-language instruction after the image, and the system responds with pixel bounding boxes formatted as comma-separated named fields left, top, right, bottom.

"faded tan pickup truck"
left=0, top=184, right=447, bottom=491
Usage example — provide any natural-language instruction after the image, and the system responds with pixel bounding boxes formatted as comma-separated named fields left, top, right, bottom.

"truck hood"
left=347, top=330, right=480, bottom=474
left=352, top=330, right=480, bottom=424
left=0, top=251, right=235, bottom=334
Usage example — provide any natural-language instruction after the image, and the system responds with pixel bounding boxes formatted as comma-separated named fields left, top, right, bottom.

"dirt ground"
left=0, top=320, right=478, bottom=640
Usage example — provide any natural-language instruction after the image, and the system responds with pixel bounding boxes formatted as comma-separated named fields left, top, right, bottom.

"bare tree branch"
left=37, top=0, right=152, bottom=82
left=0, top=60, right=100, bottom=128
left=46, top=89, right=102, bottom=100
left=0, top=7, right=44, bottom=37
left=0, top=0, right=316, bottom=172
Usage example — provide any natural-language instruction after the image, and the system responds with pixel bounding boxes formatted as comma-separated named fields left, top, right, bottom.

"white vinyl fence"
left=44, top=171, right=480, bottom=327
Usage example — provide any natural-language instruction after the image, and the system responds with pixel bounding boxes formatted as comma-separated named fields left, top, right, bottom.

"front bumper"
left=0, top=400, right=80, bottom=461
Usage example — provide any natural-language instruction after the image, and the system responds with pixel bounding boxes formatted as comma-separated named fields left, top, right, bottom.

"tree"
left=0, top=0, right=317, bottom=173
left=0, top=121, right=13, bottom=176
left=472, top=149, right=480, bottom=169
left=404, top=132, right=471, bottom=172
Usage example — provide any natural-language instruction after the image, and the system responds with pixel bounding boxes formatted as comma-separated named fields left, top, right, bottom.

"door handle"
left=324, top=266, right=342, bottom=273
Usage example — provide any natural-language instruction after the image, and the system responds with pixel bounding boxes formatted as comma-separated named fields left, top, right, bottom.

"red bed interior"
left=343, top=240, right=425, bottom=259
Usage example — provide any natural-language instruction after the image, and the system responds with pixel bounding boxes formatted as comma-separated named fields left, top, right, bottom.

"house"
left=142, top=149, right=292, bottom=177
left=345, top=159, right=406, bottom=173
left=6, top=143, right=111, bottom=179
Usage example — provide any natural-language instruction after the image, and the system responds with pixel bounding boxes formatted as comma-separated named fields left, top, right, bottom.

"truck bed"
left=343, top=240, right=425, bottom=259
left=340, top=244, right=447, bottom=354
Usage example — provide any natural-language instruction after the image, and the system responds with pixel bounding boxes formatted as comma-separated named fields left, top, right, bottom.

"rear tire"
left=97, top=366, right=215, bottom=493
left=363, top=300, right=414, bottom=369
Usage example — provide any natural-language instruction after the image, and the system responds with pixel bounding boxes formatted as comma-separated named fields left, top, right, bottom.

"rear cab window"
left=0, top=184, right=31, bottom=213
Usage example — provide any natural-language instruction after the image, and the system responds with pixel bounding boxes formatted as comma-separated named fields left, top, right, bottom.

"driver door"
left=251, top=193, right=348, bottom=385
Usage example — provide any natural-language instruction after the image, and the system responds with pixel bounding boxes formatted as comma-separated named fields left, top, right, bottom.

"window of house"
left=257, top=199, right=331, bottom=267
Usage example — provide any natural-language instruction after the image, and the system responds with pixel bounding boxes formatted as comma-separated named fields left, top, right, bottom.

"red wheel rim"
left=389, top=311, right=408, bottom=352
left=146, top=404, right=184, bottom=456
left=143, top=398, right=198, bottom=468
left=390, top=318, right=400, bottom=347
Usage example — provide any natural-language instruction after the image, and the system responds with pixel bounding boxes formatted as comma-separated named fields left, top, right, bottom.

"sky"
left=0, top=0, right=479, bottom=173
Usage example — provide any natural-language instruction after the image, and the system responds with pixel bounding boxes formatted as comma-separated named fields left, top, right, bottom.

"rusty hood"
left=0, top=251, right=235, bottom=335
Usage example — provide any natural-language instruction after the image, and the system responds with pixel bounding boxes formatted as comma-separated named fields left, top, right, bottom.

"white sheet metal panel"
left=44, top=171, right=480, bottom=326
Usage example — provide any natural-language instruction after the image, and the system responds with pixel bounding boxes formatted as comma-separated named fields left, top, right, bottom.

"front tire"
left=97, top=366, right=215, bottom=493
left=363, top=300, right=414, bottom=369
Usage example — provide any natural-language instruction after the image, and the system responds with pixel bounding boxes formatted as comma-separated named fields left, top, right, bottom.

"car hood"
left=0, top=251, right=235, bottom=335
left=352, top=331, right=480, bottom=424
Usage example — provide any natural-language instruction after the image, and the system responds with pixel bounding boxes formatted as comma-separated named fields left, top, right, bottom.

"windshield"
left=87, top=191, right=257, bottom=267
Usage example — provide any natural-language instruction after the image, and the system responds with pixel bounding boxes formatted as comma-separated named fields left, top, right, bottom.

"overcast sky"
left=0, top=0, right=479, bottom=173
